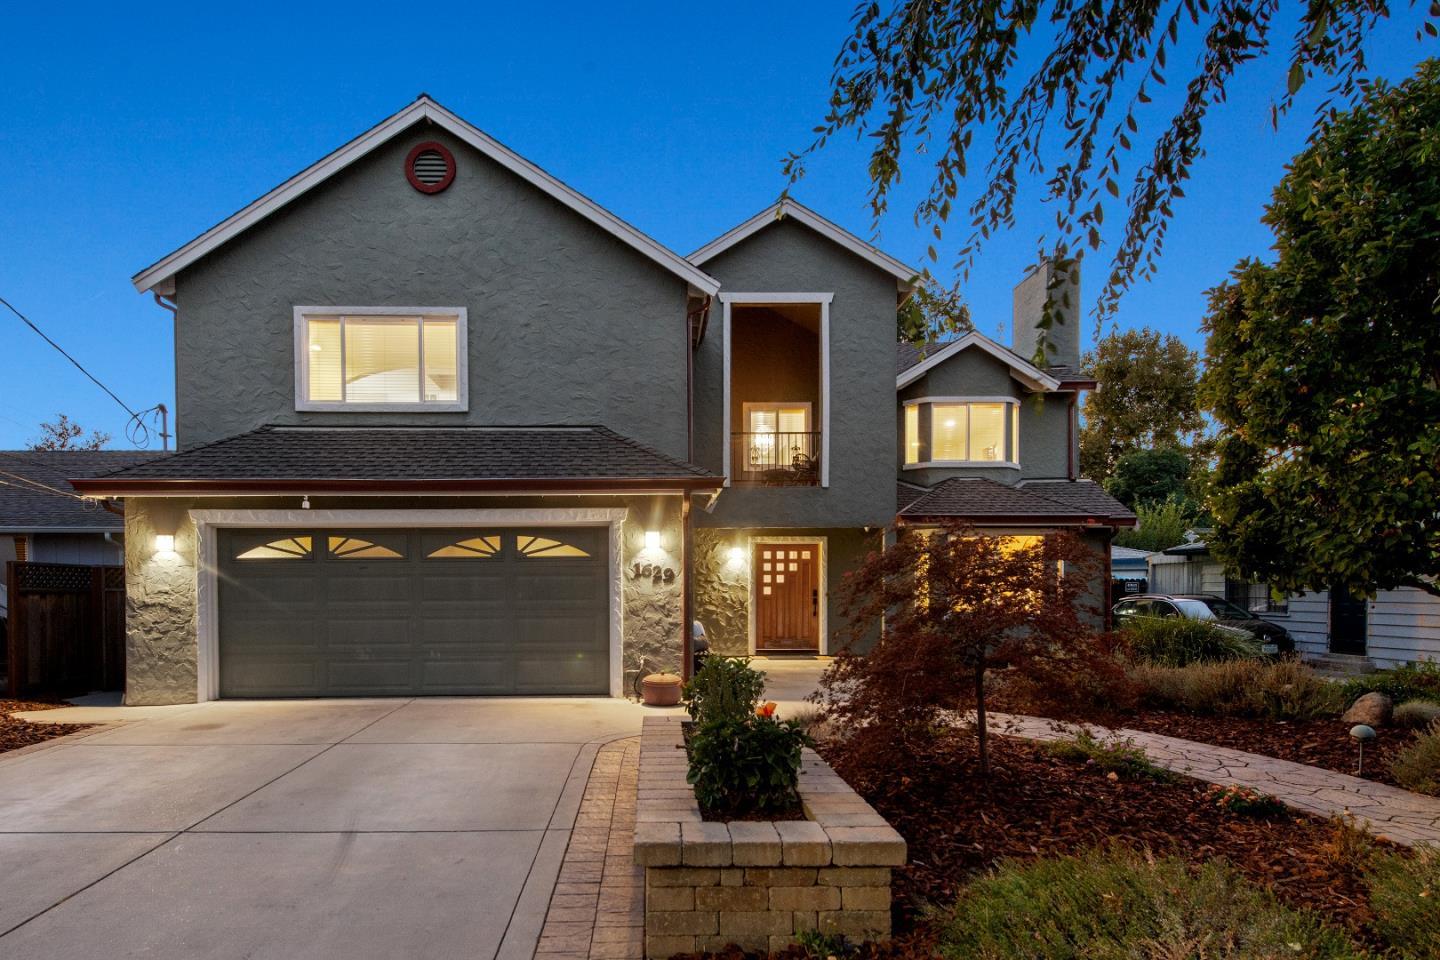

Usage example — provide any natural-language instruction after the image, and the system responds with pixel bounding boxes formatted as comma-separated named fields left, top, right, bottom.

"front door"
left=1330, top=587, right=1368, bottom=655
left=754, top=542, right=820, bottom=652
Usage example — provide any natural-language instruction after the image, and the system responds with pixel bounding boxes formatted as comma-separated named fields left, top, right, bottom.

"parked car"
left=1112, top=593, right=1295, bottom=655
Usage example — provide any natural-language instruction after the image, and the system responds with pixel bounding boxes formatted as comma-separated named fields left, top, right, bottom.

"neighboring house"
left=72, top=95, right=1134, bottom=705
left=0, top=450, right=156, bottom=617
left=1148, top=538, right=1440, bottom=668
left=1111, top=546, right=1154, bottom=595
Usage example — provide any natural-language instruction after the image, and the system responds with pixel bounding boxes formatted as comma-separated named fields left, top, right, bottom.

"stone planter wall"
left=633, top=716, right=905, bottom=958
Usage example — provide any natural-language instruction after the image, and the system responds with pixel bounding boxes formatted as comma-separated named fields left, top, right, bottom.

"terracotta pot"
left=642, top=673, right=683, bottom=707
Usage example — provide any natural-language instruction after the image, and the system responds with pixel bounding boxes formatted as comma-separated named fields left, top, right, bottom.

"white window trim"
left=746, top=535, right=828, bottom=656
left=190, top=507, right=627, bottom=702
left=720, top=293, right=832, bottom=488
left=741, top=401, right=814, bottom=432
left=902, top=396, right=1021, bottom=468
left=293, top=306, right=469, bottom=412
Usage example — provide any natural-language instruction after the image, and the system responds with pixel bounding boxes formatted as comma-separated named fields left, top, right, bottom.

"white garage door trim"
left=191, top=507, right=628, bottom=702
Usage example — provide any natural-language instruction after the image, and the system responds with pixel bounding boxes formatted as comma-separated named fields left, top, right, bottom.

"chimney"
left=1012, top=260, right=1081, bottom=372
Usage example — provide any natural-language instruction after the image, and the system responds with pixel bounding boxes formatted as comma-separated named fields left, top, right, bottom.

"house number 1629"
left=631, top=562, right=676, bottom=585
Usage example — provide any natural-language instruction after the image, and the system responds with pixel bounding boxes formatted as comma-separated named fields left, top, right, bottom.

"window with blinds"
left=903, top=399, right=1021, bottom=465
left=297, top=309, right=465, bottom=409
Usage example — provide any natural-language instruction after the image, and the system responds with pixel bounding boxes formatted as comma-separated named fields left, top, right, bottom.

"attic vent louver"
left=405, top=141, right=456, bottom=194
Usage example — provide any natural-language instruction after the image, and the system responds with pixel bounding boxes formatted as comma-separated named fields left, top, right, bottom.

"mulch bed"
left=821, top=729, right=1393, bottom=944
left=0, top=698, right=92, bottom=755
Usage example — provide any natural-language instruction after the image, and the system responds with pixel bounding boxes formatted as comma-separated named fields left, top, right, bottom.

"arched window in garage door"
left=425, top=535, right=502, bottom=559
left=327, top=534, right=405, bottom=559
left=234, top=536, right=313, bottom=560
left=516, top=535, right=591, bottom=558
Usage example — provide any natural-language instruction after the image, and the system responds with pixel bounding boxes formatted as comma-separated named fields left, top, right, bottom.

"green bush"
left=936, top=847, right=1363, bottom=959
left=1206, top=784, right=1287, bottom=818
left=1394, top=699, right=1440, bottom=729
left=1342, top=660, right=1440, bottom=707
left=1390, top=721, right=1440, bottom=796
left=1130, top=658, right=1345, bottom=720
left=1122, top=616, right=1260, bottom=667
left=686, top=714, right=810, bottom=816
left=1366, top=844, right=1440, bottom=959
left=1045, top=731, right=1175, bottom=782
left=681, top=656, right=766, bottom=726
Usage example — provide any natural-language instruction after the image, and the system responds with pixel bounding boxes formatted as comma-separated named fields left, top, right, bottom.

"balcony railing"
left=731, top=431, right=821, bottom=486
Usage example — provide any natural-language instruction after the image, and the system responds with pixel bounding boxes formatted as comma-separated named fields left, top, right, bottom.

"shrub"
left=935, top=847, right=1363, bottom=959
left=1206, top=784, right=1287, bottom=818
left=1394, top=699, right=1440, bottom=729
left=686, top=713, right=811, bottom=817
left=1122, top=616, right=1260, bottom=666
left=1367, top=844, right=1440, bottom=959
left=1045, top=731, right=1175, bottom=782
left=682, top=656, right=766, bottom=726
left=1343, top=659, right=1440, bottom=707
left=1390, top=721, right=1440, bottom=796
left=1320, top=814, right=1378, bottom=873
left=1130, top=658, right=1345, bottom=720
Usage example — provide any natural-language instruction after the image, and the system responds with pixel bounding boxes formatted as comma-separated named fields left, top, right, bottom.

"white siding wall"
left=29, top=533, right=123, bottom=566
left=1263, top=591, right=1329, bottom=658
left=1368, top=587, right=1440, bottom=667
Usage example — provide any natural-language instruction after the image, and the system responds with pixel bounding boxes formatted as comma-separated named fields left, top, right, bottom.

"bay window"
left=295, top=307, right=467, bottom=411
left=904, top=398, right=1020, bottom=466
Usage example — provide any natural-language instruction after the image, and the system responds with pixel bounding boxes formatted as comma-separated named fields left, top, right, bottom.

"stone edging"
left=632, top=715, right=905, bottom=957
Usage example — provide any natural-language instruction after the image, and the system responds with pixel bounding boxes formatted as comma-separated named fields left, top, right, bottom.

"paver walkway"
left=536, top=737, right=645, bottom=960
left=992, top=712, right=1440, bottom=847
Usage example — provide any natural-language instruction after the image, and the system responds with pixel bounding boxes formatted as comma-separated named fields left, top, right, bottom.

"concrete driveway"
left=0, top=697, right=653, bottom=960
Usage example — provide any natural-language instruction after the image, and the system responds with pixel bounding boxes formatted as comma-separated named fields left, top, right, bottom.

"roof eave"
left=69, top=476, right=723, bottom=497
left=132, top=98, right=720, bottom=297
left=896, top=512, right=1136, bottom=527
left=896, top=332, right=1061, bottom=392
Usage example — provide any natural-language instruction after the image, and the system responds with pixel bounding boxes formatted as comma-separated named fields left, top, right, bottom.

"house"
left=1148, top=538, right=1440, bottom=669
left=0, top=450, right=157, bottom=617
left=71, top=95, right=1134, bottom=705
left=1111, top=545, right=1154, bottom=595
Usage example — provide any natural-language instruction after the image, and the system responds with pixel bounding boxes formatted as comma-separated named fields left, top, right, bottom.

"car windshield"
left=1177, top=597, right=1256, bottom=621
left=1172, top=599, right=1219, bottom=620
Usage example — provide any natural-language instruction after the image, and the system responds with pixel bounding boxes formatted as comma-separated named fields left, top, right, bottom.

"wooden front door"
left=754, top=543, right=820, bottom=652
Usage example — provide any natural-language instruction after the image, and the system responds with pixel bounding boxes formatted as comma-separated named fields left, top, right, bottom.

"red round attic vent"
left=405, top=141, right=455, bottom=194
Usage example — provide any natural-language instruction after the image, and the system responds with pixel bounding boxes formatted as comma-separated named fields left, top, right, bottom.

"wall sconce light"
left=154, top=534, right=176, bottom=554
left=727, top=546, right=746, bottom=565
left=644, top=530, right=662, bottom=551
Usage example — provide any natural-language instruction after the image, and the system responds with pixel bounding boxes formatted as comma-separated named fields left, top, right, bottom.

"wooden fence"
left=4, top=561, right=125, bottom=698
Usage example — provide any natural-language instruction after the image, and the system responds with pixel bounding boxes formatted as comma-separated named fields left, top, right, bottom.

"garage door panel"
left=218, top=527, right=610, bottom=697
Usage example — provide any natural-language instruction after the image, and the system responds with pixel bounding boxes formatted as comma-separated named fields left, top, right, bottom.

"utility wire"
left=0, top=294, right=140, bottom=419
left=0, top=473, right=96, bottom=504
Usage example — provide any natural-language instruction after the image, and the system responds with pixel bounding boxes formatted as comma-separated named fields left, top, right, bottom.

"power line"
left=0, top=472, right=95, bottom=503
left=0, top=294, right=140, bottom=419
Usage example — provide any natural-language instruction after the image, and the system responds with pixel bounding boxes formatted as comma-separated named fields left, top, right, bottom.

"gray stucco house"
left=73, top=96, right=1133, bottom=705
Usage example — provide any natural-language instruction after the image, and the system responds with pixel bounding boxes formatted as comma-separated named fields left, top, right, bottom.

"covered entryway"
left=217, top=527, right=608, bottom=697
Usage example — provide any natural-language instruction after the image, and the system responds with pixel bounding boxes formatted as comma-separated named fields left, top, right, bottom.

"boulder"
left=1341, top=691, right=1393, bottom=727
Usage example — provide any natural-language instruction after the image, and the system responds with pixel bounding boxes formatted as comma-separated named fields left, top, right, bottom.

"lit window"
left=971, top=403, right=1006, bottom=461
left=236, top=536, right=312, bottom=560
left=428, top=536, right=502, bottom=559
left=904, top=405, right=921, bottom=465
left=743, top=403, right=813, bottom=470
left=905, top=401, right=1020, bottom=464
left=931, top=404, right=968, bottom=461
left=328, top=536, right=404, bottom=559
left=517, top=536, right=590, bottom=558
left=297, top=309, right=465, bottom=409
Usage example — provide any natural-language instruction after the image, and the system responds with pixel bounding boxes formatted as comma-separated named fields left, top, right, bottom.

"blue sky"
left=1, top=2, right=1433, bottom=449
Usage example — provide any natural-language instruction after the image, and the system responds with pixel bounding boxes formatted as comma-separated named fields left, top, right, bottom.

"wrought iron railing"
left=731, top=431, right=821, bottom=485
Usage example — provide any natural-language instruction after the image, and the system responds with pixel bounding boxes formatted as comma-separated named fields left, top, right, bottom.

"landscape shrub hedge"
left=1121, top=616, right=1260, bottom=667
left=1342, top=659, right=1440, bottom=707
left=1390, top=721, right=1440, bottom=796
left=1393, top=699, right=1440, bottom=729
left=935, top=847, right=1362, bottom=959
left=686, top=712, right=810, bottom=816
left=1130, top=659, right=1345, bottom=720
left=681, top=656, right=766, bottom=726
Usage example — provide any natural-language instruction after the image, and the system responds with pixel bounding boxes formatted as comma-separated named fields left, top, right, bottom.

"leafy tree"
left=1105, top=447, right=1191, bottom=509
left=1113, top=495, right=1199, bottom=552
left=897, top=276, right=973, bottom=344
left=27, top=414, right=109, bottom=451
left=787, top=0, right=1437, bottom=330
left=1202, top=60, right=1440, bottom=598
left=817, top=525, right=1113, bottom=776
left=1079, top=328, right=1206, bottom=479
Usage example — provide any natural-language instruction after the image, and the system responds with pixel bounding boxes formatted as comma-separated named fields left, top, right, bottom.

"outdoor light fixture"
left=644, top=531, right=662, bottom=551
left=154, top=534, right=175, bottom=554
left=1350, top=724, right=1376, bottom=776
left=727, top=546, right=745, bottom=565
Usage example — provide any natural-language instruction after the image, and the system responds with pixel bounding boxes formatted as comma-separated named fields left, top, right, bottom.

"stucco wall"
left=122, top=494, right=684, bottom=704
left=171, top=123, right=692, bottom=460
left=898, top=347, right=1075, bottom=484
left=693, top=218, right=900, bottom=529
left=692, top=526, right=882, bottom=656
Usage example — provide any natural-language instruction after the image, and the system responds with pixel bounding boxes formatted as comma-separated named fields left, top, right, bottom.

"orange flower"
left=756, top=701, right=778, bottom=718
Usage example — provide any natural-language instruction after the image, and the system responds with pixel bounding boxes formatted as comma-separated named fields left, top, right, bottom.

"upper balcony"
left=726, top=300, right=824, bottom=487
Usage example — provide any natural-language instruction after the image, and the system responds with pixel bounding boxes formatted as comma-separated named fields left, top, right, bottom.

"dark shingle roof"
left=898, top=477, right=1135, bottom=525
left=896, top=481, right=929, bottom=511
left=0, top=450, right=160, bottom=530
left=71, top=425, right=718, bottom=494
left=896, top=339, right=954, bottom=375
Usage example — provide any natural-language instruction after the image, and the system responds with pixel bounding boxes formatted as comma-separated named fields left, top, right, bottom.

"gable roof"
left=70, top=425, right=720, bottom=496
left=132, top=96, right=720, bottom=297
left=0, top=450, right=160, bottom=532
left=897, top=476, right=1135, bottom=527
left=896, top=331, right=1061, bottom=392
left=689, top=199, right=920, bottom=291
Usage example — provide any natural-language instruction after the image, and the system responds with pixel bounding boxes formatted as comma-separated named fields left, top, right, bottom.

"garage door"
left=216, top=527, right=609, bottom=697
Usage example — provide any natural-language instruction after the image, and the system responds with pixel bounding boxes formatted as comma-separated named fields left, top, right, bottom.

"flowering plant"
left=1207, top=784, right=1286, bottom=818
left=756, top=701, right=778, bottom=719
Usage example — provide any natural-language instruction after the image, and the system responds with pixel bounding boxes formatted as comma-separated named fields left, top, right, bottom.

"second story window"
left=295, top=307, right=467, bottom=411
left=904, top=399, right=1019, bottom=467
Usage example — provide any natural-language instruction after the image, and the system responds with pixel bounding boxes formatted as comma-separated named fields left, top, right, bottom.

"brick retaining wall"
left=633, top=716, right=905, bottom=957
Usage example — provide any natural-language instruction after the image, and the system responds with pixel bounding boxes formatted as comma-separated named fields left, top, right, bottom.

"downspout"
left=154, top=292, right=179, bottom=451
left=685, top=295, right=711, bottom=465
left=1067, top=393, right=1079, bottom=480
